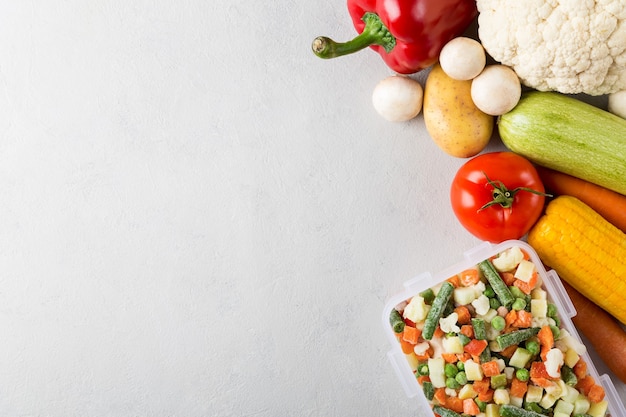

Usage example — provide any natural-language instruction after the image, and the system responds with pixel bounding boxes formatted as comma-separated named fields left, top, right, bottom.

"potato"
left=423, top=64, right=494, bottom=158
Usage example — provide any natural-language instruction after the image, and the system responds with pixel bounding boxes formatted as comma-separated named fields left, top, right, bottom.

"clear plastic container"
left=382, top=240, right=626, bottom=417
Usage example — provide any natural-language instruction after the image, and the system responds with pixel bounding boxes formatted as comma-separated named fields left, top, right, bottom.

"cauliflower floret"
left=477, top=0, right=626, bottom=95
left=492, top=246, right=524, bottom=272
left=439, top=312, right=461, bottom=333
left=403, top=296, right=430, bottom=323
left=472, top=294, right=491, bottom=316
left=545, top=348, right=564, bottom=378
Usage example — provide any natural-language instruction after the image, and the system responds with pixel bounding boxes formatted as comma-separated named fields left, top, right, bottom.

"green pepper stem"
left=479, top=172, right=552, bottom=211
left=312, top=12, right=396, bottom=59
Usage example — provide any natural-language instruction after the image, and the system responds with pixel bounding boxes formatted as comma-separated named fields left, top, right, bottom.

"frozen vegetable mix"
left=389, top=245, right=611, bottom=417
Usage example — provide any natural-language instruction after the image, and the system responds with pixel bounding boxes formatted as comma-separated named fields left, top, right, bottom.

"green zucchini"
left=499, top=91, right=626, bottom=195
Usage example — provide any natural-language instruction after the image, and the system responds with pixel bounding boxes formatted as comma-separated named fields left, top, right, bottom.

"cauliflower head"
left=477, top=0, right=626, bottom=95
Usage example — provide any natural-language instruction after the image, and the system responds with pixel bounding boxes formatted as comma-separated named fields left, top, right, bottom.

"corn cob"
left=527, top=195, right=626, bottom=325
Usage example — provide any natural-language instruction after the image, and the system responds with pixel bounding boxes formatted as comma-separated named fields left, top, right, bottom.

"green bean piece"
left=561, top=365, right=578, bottom=386
left=419, top=288, right=435, bottom=304
left=471, top=318, right=487, bottom=340
left=479, top=260, right=515, bottom=307
left=417, top=363, right=429, bottom=376
left=479, top=346, right=491, bottom=364
left=496, top=327, right=541, bottom=350
left=501, top=404, right=548, bottom=417
left=475, top=399, right=487, bottom=412
left=432, top=405, right=462, bottom=417
left=524, top=403, right=547, bottom=414
left=389, top=309, right=405, bottom=333
left=422, top=282, right=455, bottom=340
left=422, top=381, right=434, bottom=400
left=458, top=333, right=471, bottom=346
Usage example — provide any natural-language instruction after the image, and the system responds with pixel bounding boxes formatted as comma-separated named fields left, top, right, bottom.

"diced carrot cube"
left=400, top=338, right=414, bottom=354
left=417, top=375, right=431, bottom=385
left=576, top=375, right=596, bottom=395
left=464, top=339, right=488, bottom=357
left=447, top=275, right=461, bottom=288
left=433, top=388, right=447, bottom=405
left=446, top=396, right=464, bottom=413
left=500, top=272, right=517, bottom=286
left=530, top=361, right=551, bottom=379
left=433, top=326, right=445, bottom=339
left=455, top=305, right=471, bottom=325
left=481, top=360, right=500, bottom=377
left=510, top=377, right=528, bottom=398
left=463, top=398, right=480, bottom=416
left=477, top=389, right=494, bottom=402
left=459, top=268, right=480, bottom=286
left=538, top=325, right=554, bottom=361
left=499, top=344, right=518, bottom=358
left=587, top=384, right=606, bottom=403
left=573, top=359, right=588, bottom=379
left=402, top=325, right=420, bottom=344
left=513, top=310, right=533, bottom=328
left=514, top=271, right=538, bottom=295
left=442, top=353, right=458, bottom=363
left=473, top=378, right=490, bottom=394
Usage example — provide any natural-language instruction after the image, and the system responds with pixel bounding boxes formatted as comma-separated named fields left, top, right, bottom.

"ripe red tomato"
left=450, top=152, right=548, bottom=243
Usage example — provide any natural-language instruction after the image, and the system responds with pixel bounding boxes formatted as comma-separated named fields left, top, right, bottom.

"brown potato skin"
left=423, top=64, right=494, bottom=158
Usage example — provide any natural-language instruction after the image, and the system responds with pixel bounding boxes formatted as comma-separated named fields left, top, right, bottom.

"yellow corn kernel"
left=528, top=195, right=626, bottom=325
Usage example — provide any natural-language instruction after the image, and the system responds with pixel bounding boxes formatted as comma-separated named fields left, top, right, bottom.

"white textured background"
left=0, top=2, right=623, bottom=416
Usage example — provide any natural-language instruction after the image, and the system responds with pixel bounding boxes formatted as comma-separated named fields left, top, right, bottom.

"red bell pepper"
left=312, top=0, right=478, bottom=74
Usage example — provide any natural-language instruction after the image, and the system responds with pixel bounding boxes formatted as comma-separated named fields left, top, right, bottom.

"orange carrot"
left=477, top=389, right=494, bottom=402
left=447, top=275, right=461, bottom=288
left=417, top=375, right=431, bottom=385
left=402, top=326, right=420, bottom=345
left=464, top=339, right=488, bottom=356
left=512, top=310, right=533, bottom=328
left=576, top=375, right=596, bottom=396
left=442, top=353, right=459, bottom=363
left=463, top=398, right=480, bottom=416
left=481, top=360, right=500, bottom=377
left=513, top=271, right=538, bottom=295
left=536, top=166, right=626, bottom=234
left=537, top=325, right=554, bottom=361
left=459, top=268, right=480, bottom=286
left=499, top=344, right=518, bottom=358
left=433, top=326, right=445, bottom=339
left=563, top=280, right=626, bottom=384
left=573, top=359, right=588, bottom=380
left=446, top=396, right=464, bottom=413
left=460, top=324, right=474, bottom=339
left=400, top=338, right=414, bottom=354
left=500, top=272, right=516, bottom=286
left=454, top=305, right=472, bottom=325
left=433, top=388, right=447, bottom=405
left=510, top=377, right=528, bottom=398
left=472, top=378, right=490, bottom=394
left=587, top=384, right=606, bottom=403
left=505, top=310, right=518, bottom=328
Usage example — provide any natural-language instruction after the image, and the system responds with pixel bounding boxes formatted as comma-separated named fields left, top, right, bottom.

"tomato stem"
left=479, top=172, right=551, bottom=211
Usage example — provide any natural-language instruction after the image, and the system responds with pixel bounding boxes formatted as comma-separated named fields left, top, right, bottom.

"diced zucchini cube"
left=588, top=400, right=609, bottom=417
left=539, top=392, right=559, bottom=409
left=525, top=385, right=543, bottom=403
left=509, top=396, right=523, bottom=407
left=554, top=399, right=574, bottom=415
left=508, top=347, right=532, bottom=368
left=559, top=382, right=579, bottom=403
left=428, top=358, right=446, bottom=388
left=531, top=299, right=548, bottom=318
left=485, top=403, right=500, bottom=417
left=573, top=394, right=591, bottom=415
left=531, top=287, right=547, bottom=300
left=514, top=259, right=535, bottom=282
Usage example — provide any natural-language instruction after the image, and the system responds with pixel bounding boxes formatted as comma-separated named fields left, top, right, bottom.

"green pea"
left=445, top=363, right=459, bottom=378
left=516, top=368, right=529, bottom=382
left=526, top=340, right=540, bottom=355
left=491, top=315, right=506, bottom=331
left=512, top=298, right=527, bottom=311
left=489, top=297, right=501, bottom=310
left=455, top=371, right=468, bottom=385
left=550, top=325, right=560, bottom=340
left=484, top=285, right=495, bottom=298
left=456, top=361, right=465, bottom=371
left=446, top=377, right=460, bottom=389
